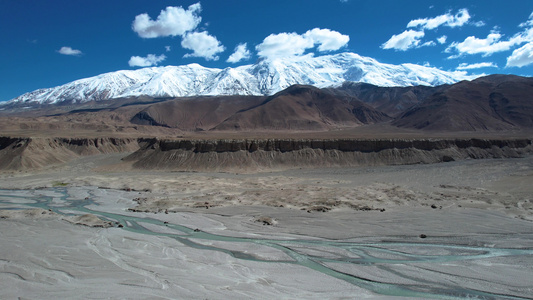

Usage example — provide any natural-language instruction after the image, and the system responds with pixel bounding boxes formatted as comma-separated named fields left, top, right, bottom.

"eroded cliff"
left=1, top=136, right=531, bottom=172
left=125, top=138, right=533, bottom=172
left=0, top=137, right=139, bottom=170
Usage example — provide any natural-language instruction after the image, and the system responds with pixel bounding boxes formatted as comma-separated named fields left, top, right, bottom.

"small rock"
left=307, top=205, right=331, bottom=213
left=255, top=216, right=275, bottom=226
left=442, top=155, right=455, bottom=162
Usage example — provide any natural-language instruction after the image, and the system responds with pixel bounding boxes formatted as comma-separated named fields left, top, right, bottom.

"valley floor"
left=0, top=153, right=532, bottom=298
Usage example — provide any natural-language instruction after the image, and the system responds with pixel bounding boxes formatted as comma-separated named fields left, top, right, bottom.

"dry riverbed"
left=0, top=153, right=532, bottom=298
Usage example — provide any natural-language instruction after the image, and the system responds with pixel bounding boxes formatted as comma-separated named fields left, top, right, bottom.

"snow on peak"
left=7, top=52, right=476, bottom=105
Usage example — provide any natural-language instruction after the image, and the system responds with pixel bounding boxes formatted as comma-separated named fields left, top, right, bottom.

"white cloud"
left=128, top=54, right=166, bottom=67
left=519, top=12, right=533, bottom=28
left=181, top=31, right=225, bottom=61
left=227, top=43, right=251, bottom=63
left=383, top=9, right=490, bottom=54
left=58, top=46, right=82, bottom=56
left=446, top=32, right=521, bottom=57
left=256, top=28, right=349, bottom=59
left=256, top=32, right=314, bottom=59
left=132, top=3, right=202, bottom=38
left=407, top=8, right=470, bottom=30
left=131, top=3, right=226, bottom=62
left=456, top=62, right=498, bottom=70
left=381, top=30, right=425, bottom=51
left=506, top=42, right=533, bottom=67
left=472, top=21, right=486, bottom=27
left=303, top=28, right=349, bottom=52
left=437, top=35, right=447, bottom=44
left=446, top=12, right=533, bottom=59
left=446, top=54, right=461, bottom=60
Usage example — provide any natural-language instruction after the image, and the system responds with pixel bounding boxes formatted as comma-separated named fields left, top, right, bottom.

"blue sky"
left=1, top=0, right=533, bottom=102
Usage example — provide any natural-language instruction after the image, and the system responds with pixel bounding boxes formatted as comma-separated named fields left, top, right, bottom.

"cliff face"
left=0, top=137, right=139, bottom=170
left=1, top=136, right=531, bottom=172
left=125, top=138, right=533, bottom=172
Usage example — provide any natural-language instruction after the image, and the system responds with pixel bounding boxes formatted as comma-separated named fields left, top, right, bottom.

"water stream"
left=1, top=187, right=531, bottom=299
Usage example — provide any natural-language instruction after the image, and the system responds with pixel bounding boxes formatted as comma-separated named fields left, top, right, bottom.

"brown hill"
left=129, top=85, right=390, bottom=131
left=213, top=85, right=390, bottom=131
left=393, top=75, right=533, bottom=131
left=326, top=82, right=448, bottom=117
left=130, top=96, right=266, bottom=131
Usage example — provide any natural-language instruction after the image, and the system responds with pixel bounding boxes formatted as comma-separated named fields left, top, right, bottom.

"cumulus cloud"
left=383, top=9, right=482, bottom=52
left=181, top=31, right=225, bottom=61
left=131, top=3, right=227, bottom=62
left=304, top=28, right=350, bottom=52
left=256, top=28, right=349, bottom=59
left=256, top=32, right=314, bottom=58
left=446, top=32, right=521, bottom=57
left=506, top=42, right=533, bottom=67
left=227, top=43, right=251, bottom=63
left=445, top=12, right=533, bottom=60
left=132, top=3, right=202, bottom=38
left=456, top=62, right=498, bottom=70
left=407, top=8, right=470, bottom=30
left=58, top=46, right=82, bottom=56
left=128, top=54, right=166, bottom=67
left=381, top=30, right=425, bottom=51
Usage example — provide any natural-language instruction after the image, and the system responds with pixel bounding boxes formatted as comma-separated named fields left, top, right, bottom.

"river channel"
left=1, top=187, right=532, bottom=299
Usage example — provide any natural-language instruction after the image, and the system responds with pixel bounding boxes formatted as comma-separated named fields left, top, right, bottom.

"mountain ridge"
left=4, top=52, right=475, bottom=106
left=393, top=74, right=533, bottom=131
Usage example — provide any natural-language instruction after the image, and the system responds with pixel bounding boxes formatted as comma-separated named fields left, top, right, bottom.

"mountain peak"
left=5, top=52, right=478, bottom=106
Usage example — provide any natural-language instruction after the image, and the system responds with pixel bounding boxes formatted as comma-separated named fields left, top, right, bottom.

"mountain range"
left=4, top=52, right=474, bottom=106
left=1, top=52, right=532, bottom=134
left=127, top=75, right=533, bottom=132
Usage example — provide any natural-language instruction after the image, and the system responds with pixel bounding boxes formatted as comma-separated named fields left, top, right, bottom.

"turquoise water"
left=1, top=188, right=531, bottom=299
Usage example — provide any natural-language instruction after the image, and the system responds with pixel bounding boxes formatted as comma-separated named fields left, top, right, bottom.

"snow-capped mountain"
left=6, top=52, right=476, bottom=105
